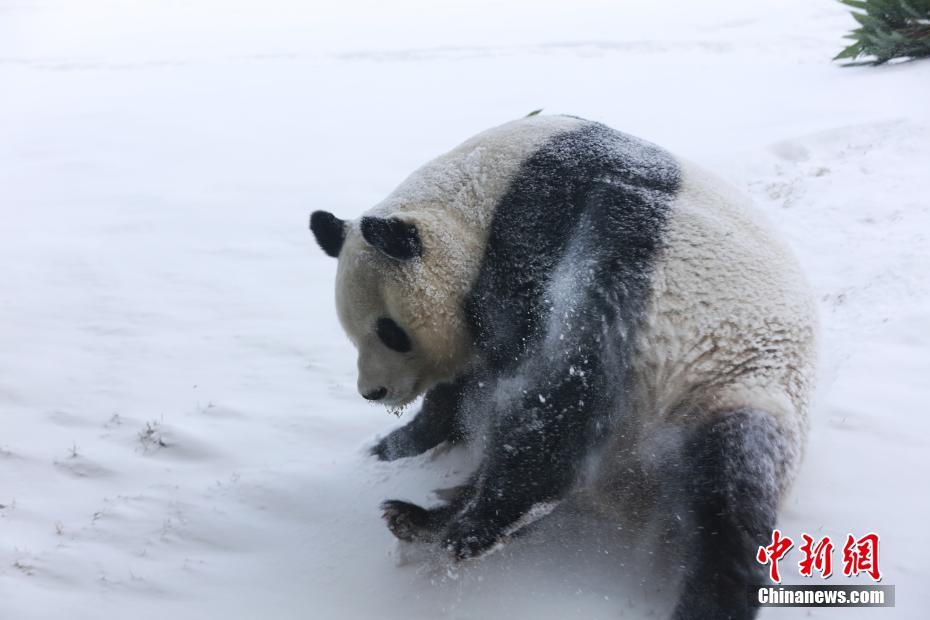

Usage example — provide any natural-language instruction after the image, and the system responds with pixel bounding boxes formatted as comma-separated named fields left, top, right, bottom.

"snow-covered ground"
left=1, top=0, right=928, bottom=618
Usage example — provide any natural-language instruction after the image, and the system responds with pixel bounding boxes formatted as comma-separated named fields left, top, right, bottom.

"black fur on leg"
left=371, top=376, right=473, bottom=461
left=673, top=410, right=793, bottom=620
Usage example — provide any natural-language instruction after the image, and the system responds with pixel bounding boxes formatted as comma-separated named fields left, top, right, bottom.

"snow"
left=1, top=0, right=928, bottom=618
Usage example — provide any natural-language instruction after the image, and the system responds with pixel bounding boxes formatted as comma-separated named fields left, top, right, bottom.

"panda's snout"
left=362, top=387, right=388, bottom=401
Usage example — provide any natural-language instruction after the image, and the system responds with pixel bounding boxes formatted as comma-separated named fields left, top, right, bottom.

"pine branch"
left=835, top=0, right=930, bottom=65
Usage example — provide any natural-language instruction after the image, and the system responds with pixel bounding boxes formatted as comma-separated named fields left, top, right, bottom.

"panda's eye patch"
left=376, top=317, right=412, bottom=353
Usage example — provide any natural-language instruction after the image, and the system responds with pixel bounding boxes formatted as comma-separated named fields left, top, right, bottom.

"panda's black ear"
left=360, top=216, right=422, bottom=260
left=309, top=211, right=346, bottom=258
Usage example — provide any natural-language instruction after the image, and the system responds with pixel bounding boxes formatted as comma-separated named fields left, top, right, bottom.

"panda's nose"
left=363, top=387, right=387, bottom=401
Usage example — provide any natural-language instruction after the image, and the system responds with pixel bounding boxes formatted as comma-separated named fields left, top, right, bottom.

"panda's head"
left=310, top=209, right=475, bottom=410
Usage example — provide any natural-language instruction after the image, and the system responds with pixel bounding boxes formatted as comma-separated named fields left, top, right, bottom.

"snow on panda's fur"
left=310, top=114, right=817, bottom=620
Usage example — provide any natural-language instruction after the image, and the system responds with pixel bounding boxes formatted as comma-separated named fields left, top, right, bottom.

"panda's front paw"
left=442, top=517, right=501, bottom=561
left=370, top=434, right=410, bottom=461
left=371, top=428, right=424, bottom=461
left=370, top=437, right=395, bottom=461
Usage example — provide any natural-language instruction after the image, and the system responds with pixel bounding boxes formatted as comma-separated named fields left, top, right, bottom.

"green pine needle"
left=835, top=0, right=930, bottom=65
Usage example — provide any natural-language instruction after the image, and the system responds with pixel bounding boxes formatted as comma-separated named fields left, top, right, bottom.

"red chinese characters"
left=842, top=532, right=882, bottom=581
left=757, top=530, right=883, bottom=582
left=798, top=534, right=834, bottom=578
left=756, top=529, right=794, bottom=583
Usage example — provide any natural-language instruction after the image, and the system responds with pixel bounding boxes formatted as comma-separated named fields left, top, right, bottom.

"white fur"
left=614, top=160, right=818, bottom=495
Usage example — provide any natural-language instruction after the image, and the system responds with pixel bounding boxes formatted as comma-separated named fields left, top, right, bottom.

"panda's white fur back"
left=638, top=163, right=816, bottom=421
left=618, top=161, right=817, bottom=495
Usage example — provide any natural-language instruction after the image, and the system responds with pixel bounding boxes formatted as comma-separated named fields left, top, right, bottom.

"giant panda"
left=309, top=114, right=817, bottom=619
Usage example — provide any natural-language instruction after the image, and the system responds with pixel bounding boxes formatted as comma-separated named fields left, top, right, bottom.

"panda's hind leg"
left=672, top=409, right=796, bottom=620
